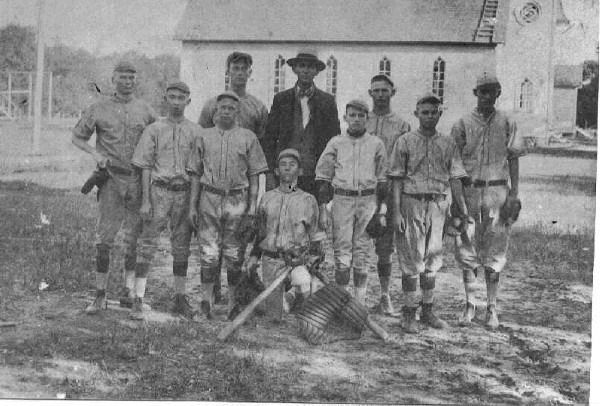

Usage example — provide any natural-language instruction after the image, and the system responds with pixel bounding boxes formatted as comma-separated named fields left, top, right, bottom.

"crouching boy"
left=315, top=99, right=388, bottom=305
left=388, top=93, right=469, bottom=333
left=247, top=148, right=326, bottom=322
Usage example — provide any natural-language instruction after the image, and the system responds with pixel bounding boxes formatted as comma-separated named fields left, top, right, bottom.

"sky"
left=0, top=0, right=187, bottom=56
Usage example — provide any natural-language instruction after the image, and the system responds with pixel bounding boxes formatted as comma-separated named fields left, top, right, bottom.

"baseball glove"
left=500, top=195, right=522, bottom=226
left=366, top=213, right=387, bottom=239
left=444, top=202, right=470, bottom=237
left=227, top=270, right=265, bottom=321
left=234, top=213, right=259, bottom=243
left=81, top=167, right=109, bottom=195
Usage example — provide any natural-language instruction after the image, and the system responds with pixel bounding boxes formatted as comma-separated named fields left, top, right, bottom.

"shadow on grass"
left=521, top=173, right=596, bottom=196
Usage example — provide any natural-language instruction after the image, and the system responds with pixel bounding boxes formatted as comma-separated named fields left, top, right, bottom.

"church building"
left=174, top=0, right=594, bottom=135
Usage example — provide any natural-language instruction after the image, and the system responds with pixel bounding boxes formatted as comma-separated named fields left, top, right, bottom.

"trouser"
left=198, top=189, right=247, bottom=287
left=331, top=193, right=377, bottom=287
left=136, top=186, right=192, bottom=265
left=261, top=256, right=288, bottom=321
left=396, top=194, right=448, bottom=307
left=375, top=194, right=396, bottom=265
left=454, top=185, right=510, bottom=273
left=95, top=174, right=143, bottom=275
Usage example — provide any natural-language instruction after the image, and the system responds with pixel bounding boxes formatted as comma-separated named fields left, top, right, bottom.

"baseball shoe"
left=458, top=302, right=476, bottom=326
left=172, top=294, right=198, bottom=319
left=485, top=304, right=499, bottom=330
left=379, top=294, right=394, bottom=315
left=86, top=290, right=107, bottom=315
left=200, top=300, right=212, bottom=320
left=130, top=297, right=144, bottom=321
left=401, top=306, right=419, bottom=334
left=119, top=287, right=134, bottom=308
left=420, top=303, right=449, bottom=329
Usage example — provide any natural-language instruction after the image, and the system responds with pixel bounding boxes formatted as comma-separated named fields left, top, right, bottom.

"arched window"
left=519, top=79, right=533, bottom=112
left=379, top=57, right=391, bottom=77
left=273, top=55, right=286, bottom=94
left=326, top=56, right=338, bottom=96
left=432, top=57, right=446, bottom=104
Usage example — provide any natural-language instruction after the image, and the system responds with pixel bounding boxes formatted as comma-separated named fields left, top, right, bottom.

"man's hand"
left=139, top=201, right=152, bottom=222
left=92, top=151, right=109, bottom=169
left=188, top=207, right=198, bottom=230
left=395, top=214, right=406, bottom=234
left=318, top=205, right=329, bottom=231
left=265, top=172, right=277, bottom=191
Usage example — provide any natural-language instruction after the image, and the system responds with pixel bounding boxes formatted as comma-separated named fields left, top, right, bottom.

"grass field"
left=0, top=121, right=596, bottom=402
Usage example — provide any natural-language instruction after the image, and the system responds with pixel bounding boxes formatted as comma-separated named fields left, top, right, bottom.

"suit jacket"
left=262, top=86, right=341, bottom=173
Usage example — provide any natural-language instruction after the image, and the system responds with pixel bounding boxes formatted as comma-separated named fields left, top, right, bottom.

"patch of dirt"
left=0, top=233, right=592, bottom=403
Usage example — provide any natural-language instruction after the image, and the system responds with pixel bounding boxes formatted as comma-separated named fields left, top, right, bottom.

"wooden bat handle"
left=217, top=266, right=293, bottom=341
left=366, top=316, right=389, bottom=341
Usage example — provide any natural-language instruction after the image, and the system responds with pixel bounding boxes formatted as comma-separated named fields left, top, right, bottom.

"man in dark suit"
left=262, top=51, right=341, bottom=196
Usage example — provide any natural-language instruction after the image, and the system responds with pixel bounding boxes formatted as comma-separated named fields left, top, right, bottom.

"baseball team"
left=72, top=50, right=525, bottom=334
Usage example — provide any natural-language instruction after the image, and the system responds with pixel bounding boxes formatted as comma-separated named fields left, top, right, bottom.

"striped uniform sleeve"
left=131, top=124, right=157, bottom=170
left=387, top=135, right=408, bottom=179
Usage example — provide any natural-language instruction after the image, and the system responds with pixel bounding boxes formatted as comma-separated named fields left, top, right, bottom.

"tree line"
left=0, top=24, right=179, bottom=118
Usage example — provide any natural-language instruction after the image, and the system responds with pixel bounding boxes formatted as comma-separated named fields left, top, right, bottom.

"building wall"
left=553, top=88, right=577, bottom=133
left=496, top=0, right=554, bottom=122
left=180, top=42, right=496, bottom=133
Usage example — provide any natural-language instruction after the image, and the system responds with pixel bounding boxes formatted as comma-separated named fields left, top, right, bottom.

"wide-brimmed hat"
left=286, top=52, right=326, bottom=72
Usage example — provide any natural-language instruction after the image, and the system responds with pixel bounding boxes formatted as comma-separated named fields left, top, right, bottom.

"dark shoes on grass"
left=172, top=294, right=198, bottom=320
left=86, top=290, right=107, bottom=314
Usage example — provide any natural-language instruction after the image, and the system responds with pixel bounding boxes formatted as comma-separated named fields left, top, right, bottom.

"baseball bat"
left=218, top=265, right=293, bottom=341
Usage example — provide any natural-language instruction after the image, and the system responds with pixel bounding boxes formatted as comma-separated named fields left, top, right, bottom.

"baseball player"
left=128, top=81, right=200, bottom=320
left=366, top=74, right=411, bottom=315
left=72, top=61, right=157, bottom=314
left=247, top=148, right=326, bottom=322
left=388, top=93, right=469, bottom=333
left=198, top=52, right=269, bottom=306
left=315, top=99, right=388, bottom=305
left=187, top=91, right=268, bottom=320
left=451, top=73, right=526, bottom=330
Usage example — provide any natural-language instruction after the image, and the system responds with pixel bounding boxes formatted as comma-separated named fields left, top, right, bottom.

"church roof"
left=174, top=0, right=508, bottom=44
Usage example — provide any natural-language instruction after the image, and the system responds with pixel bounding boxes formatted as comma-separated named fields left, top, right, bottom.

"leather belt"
left=108, top=165, right=133, bottom=177
left=262, top=250, right=285, bottom=259
left=334, top=188, right=375, bottom=197
left=466, top=179, right=507, bottom=188
left=152, top=179, right=190, bottom=192
left=404, top=193, right=446, bottom=202
left=200, top=184, right=246, bottom=196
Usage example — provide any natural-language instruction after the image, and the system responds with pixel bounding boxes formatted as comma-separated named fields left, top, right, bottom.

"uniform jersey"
left=73, top=95, right=157, bottom=170
left=186, top=125, right=268, bottom=189
left=256, top=187, right=325, bottom=254
left=388, top=130, right=467, bottom=195
left=366, top=111, right=411, bottom=156
left=315, top=132, right=388, bottom=191
left=451, top=109, right=526, bottom=181
left=198, top=94, right=268, bottom=140
left=132, top=118, right=201, bottom=183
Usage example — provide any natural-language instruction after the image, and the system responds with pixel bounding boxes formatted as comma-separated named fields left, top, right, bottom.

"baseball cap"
left=278, top=148, right=301, bottom=163
left=166, top=80, right=190, bottom=94
left=216, top=91, right=240, bottom=102
left=113, top=60, right=137, bottom=73
left=371, top=74, right=394, bottom=88
left=476, top=72, right=500, bottom=88
left=346, top=99, right=370, bottom=114
left=226, top=52, right=253, bottom=67
left=416, top=92, right=442, bottom=106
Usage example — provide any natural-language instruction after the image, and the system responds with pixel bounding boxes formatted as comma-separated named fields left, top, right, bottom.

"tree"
left=577, top=60, right=599, bottom=128
left=0, top=24, right=36, bottom=71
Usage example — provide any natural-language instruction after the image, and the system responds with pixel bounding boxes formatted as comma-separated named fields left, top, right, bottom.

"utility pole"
left=33, top=0, right=45, bottom=154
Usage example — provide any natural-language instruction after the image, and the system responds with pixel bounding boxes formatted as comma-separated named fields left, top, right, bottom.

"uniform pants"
left=331, top=194, right=377, bottom=285
left=396, top=194, right=448, bottom=277
left=375, top=194, right=396, bottom=265
left=95, top=175, right=143, bottom=262
left=454, top=185, right=510, bottom=273
left=261, top=256, right=288, bottom=321
left=198, top=190, right=247, bottom=285
left=136, top=186, right=192, bottom=264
